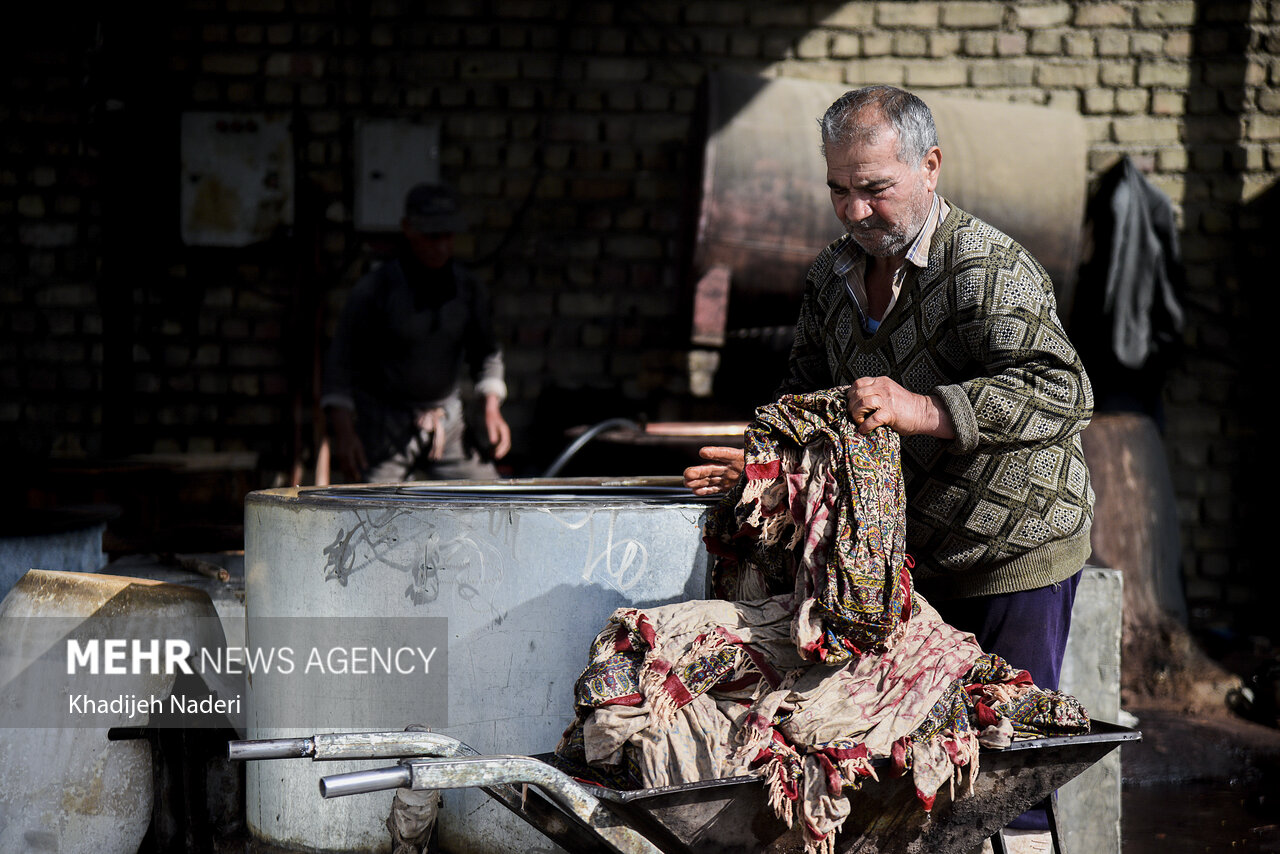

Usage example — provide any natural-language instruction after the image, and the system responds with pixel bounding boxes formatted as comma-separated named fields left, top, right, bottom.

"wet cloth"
left=701, top=389, right=913, bottom=662
left=557, top=390, right=1089, bottom=854
left=935, top=569, right=1083, bottom=831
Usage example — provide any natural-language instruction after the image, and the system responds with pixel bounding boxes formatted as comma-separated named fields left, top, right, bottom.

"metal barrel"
left=227, top=736, right=314, bottom=761
left=319, top=765, right=412, bottom=799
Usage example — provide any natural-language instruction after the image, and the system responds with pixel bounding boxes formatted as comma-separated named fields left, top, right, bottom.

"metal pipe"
left=318, top=765, right=412, bottom=799
left=227, top=737, right=314, bottom=761
left=311, top=730, right=478, bottom=761
left=227, top=730, right=480, bottom=762
left=542, top=418, right=641, bottom=477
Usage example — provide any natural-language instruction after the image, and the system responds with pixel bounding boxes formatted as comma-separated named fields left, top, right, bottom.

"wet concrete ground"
left=1120, top=701, right=1280, bottom=853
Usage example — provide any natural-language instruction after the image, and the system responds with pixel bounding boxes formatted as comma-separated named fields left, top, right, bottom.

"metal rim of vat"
left=252, top=477, right=719, bottom=506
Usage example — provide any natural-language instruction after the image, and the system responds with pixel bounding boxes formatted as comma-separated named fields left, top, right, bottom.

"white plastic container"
left=0, top=570, right=221, bottom=854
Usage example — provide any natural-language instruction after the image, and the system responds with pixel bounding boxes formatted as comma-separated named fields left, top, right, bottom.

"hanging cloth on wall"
left=1073, top=156, right=1186, bottom=418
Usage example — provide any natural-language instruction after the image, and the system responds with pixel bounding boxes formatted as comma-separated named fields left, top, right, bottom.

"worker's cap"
left=403, top=182, right=465, bottom=234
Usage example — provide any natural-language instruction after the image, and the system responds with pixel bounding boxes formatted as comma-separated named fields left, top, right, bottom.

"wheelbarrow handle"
left=322, top=756, right=667, bottom=854
left=227, top=730, right=479, bottom=762
left=318, top=764, right=412, bottom=798
left=312, top=730, right=477, bottom=761
left=227, top=736, right=313, bottom=761
left=318, top=756, right=549, bottom=799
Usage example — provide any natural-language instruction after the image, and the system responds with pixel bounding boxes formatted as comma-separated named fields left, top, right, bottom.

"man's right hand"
left=847, top=376, right=955, bottom=439
left=327, top=407, right=368, bottom=482
left=683, top=446, right=745, bottom=496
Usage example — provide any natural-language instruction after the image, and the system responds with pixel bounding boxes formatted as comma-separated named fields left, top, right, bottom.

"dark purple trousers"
left=931, top=568, right=1083, bottom=831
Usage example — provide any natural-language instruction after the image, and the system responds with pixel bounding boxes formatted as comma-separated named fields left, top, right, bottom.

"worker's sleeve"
left=473, top=351, right=507, bottom=401
left=932, top=251, right=1094, bottom=455
left=464, top=275, right=507, bottom=402
left=774, top=278, right=834, bottom=399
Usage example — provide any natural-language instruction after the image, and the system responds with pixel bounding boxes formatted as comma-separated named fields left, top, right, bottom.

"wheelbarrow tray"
left=536, top=721, right=1139, bottom=854
left=283, top=722, right=1138, bottom=854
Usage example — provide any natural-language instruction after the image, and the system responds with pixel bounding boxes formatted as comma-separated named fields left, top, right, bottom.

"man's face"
left=402, top=220, right=454, bottom=269
left=825, top=123, right=941, bottom=259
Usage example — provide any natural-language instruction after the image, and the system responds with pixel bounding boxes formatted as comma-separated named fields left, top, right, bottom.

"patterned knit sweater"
left=777, top=202, right=1094, bottom=599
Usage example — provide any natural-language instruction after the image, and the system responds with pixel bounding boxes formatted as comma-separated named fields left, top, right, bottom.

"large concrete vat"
left=243, top=479, right=714, bottom=852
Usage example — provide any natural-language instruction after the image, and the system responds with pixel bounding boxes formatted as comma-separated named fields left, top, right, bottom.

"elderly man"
left=323, top=182, right=511, bottom=482
left=686, top=86, right=1093, bottom=849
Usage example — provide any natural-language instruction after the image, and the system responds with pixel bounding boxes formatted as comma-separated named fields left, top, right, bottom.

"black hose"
left=541, top=418, right=641, bottom=478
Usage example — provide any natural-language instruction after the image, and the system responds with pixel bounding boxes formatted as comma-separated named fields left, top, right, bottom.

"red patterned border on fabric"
left=815, top=752, right=844, bottom=795
left=821, top=742, right=870, bottom=762
left=890, top=736, right=910, bottom=778
left=915, top=788, right=937, bottom=811
left=713, top=673, right=761, bottom=693
left=899, top=562, right=914, bottom=620
left=660, top=671, right=694, bottom=708
left=635, top=614, right=656, bottom=649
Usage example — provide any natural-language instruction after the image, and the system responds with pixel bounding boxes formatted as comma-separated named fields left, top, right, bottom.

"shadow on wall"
left=1233, top=179, right=1274, bottom=648
left=1183, top=0, right=1271, bottom=645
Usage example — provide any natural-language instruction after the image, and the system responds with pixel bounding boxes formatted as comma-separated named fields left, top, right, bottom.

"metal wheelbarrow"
left=229, top=722, right=1139, bottom=854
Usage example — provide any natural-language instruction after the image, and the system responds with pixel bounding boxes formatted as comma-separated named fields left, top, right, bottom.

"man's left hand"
left=683, top=446, right=745, bottom=496
left=848, top=377, right=956, bottom=439
left=484, top=396, right=512, bottom=460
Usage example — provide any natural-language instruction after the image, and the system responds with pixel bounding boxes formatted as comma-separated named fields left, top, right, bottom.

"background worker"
left=323, top=182, right=511, bottom=482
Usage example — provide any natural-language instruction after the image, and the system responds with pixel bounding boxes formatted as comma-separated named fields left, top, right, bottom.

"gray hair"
left=819, top=86, right=939, bottom=165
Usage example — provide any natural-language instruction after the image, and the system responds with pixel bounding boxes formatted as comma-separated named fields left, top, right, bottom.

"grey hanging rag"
left=1073, top=156, right=1186, bottom=418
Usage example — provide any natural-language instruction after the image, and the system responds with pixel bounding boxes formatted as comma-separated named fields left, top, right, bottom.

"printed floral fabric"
left=704, top=388, right=912, bottom=661
left=557, top=390, right=1090, bottom=854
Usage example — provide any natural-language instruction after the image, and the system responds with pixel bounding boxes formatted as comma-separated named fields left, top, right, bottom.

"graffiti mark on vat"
left=409, top=530, right=504, bottom=610
left=407, top=559, right=439, bottom=605
left=320, top=509, right=505, bottom=613
left=321, top=509, right=413, bottom=585
left=543, top=509, right=649, bottom=593
left=583, top=531, right=648, bottom=593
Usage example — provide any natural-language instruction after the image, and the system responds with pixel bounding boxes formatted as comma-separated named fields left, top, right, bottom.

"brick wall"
left=2, top=1, right=1274, bottom=641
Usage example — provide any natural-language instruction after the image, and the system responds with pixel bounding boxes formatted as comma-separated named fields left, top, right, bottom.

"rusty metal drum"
left=693, top=72, right=1088, bottom=331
